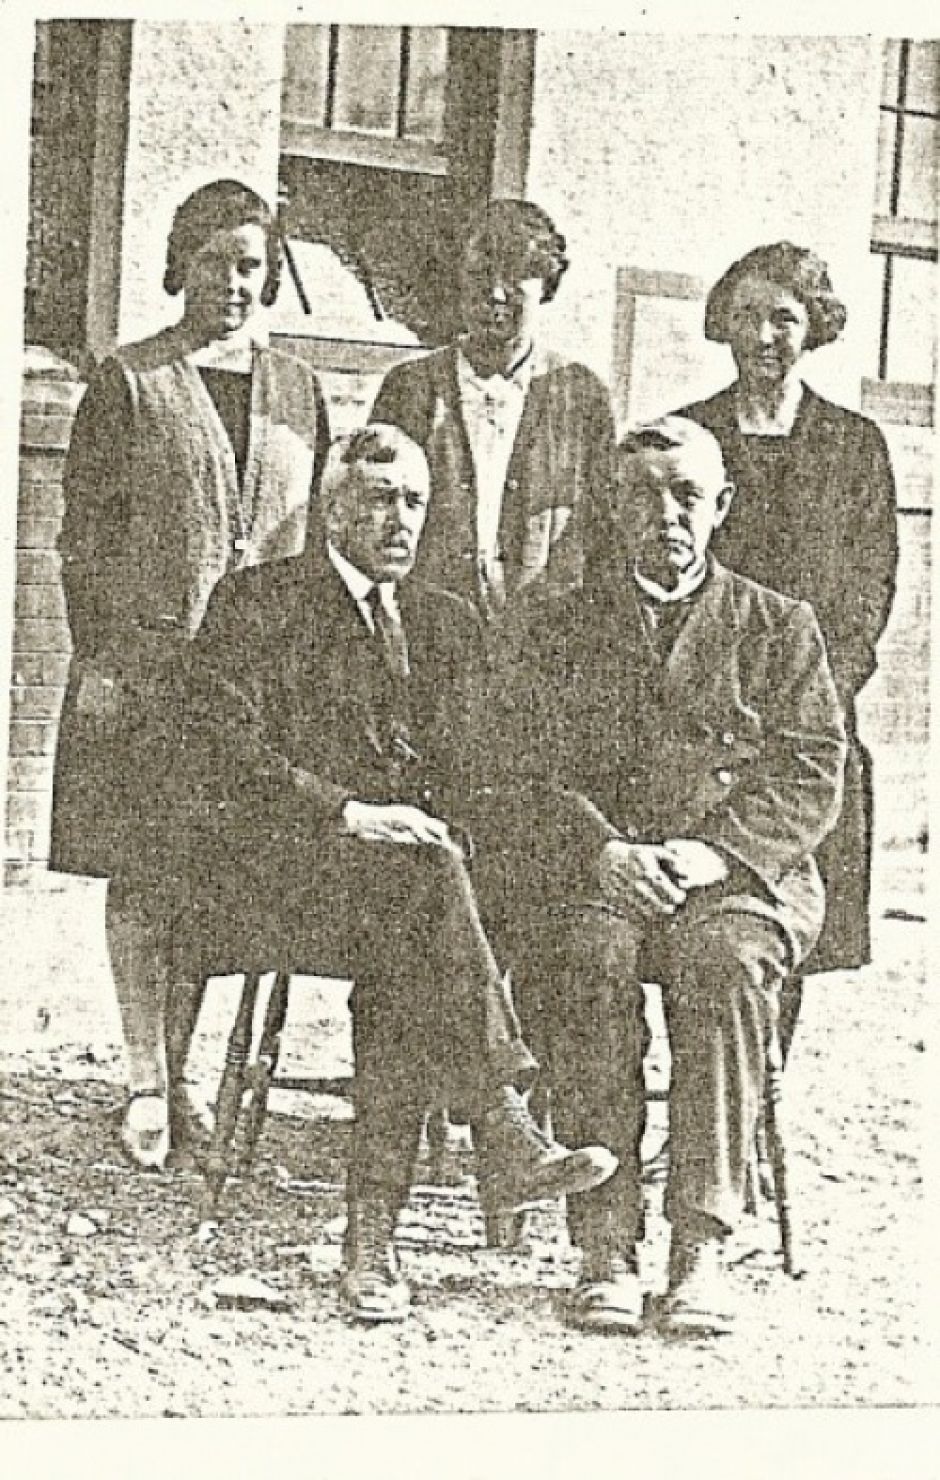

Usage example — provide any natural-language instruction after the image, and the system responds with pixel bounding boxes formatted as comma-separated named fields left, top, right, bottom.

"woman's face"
left=458, top=246, right=544, bottom=360
left=724, top=273, right=812, bottom=385
left=181, top=222, right=269, bottom=340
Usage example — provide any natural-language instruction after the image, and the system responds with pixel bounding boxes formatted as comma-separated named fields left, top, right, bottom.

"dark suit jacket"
left=370, top=345, right=616, bottom=612
left=679, top=384, right=898, bottom=968
left=513, top=560, right=847, bottom=964
left=149, top=549, right=492, bottom=927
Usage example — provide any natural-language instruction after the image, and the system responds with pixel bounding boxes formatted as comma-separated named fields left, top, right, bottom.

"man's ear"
left=713, top=480, right=735, bottom=530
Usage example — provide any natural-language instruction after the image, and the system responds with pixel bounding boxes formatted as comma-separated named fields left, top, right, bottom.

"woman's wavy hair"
left=460, top=198, right=569, bottom=303
left=704, top=241, right=847, bottom=353
left=163, top=179, right=282, bottom=306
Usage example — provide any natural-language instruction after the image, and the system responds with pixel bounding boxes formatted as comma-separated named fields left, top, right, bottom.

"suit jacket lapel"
left=291, top=551, right=386, bottom=753
left=663, top=561, right=742, bottom=715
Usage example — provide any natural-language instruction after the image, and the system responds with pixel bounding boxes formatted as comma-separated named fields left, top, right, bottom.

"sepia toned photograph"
left=0, top=2, right=934, bottom=1448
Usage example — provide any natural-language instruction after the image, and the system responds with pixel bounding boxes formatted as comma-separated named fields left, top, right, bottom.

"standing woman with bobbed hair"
left=51, top=179, right=330, bottom=1167
left=370, top=198, right=616, bottom=620
left=678, top=242, right=898, bottom=1023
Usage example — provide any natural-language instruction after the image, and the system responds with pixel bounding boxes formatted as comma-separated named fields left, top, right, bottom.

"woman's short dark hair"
left=704, top=241, right=847, bottom=353
left=460, top=198, right=569, bottom=303
left=163, top=179, right=282, bottom=306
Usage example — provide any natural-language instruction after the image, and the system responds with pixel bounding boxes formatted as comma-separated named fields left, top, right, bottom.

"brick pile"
left=7, top=348, right=83, bottom=880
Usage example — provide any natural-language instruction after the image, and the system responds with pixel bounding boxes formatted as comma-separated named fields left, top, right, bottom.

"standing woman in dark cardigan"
left=369, top=199, right=616, bottom=625
left=679, top=242, right=898, bottom=1035
left=51, top=180, right=330, bottom=1168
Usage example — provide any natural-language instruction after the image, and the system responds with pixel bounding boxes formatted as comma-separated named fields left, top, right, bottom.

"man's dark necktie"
left=640, top=596, right=692, bottom=661
left=367, top=584, right=410, bottom=681
left=366, top=584, right=419, bottom=778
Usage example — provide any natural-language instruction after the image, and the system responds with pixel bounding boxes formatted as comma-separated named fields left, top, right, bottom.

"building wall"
left=525, top=30, right=929, bottom=807
left=525, top=32, right=884, bottom=405
left=116, top=21, right=286, bottom=345
left=6, top=21, right=289, bottom=879
left=5, top=25, right=929, bottom=874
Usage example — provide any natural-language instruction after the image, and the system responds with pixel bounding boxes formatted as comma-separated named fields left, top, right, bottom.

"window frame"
left=870, top=38, right=938, bottom=389
left=280, top=23, right=449, bottom=177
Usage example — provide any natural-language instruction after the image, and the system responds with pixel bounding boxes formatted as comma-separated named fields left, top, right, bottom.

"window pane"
left=887, top=256, right=938, bottom=383
left=875, top=110, right=898, bottom=217
left=905, top=40, right=939, bottom=114
left=403, top=27, right=448, bottom=143
left=897, top=115, right=938, bottom=221
left=333, top=25, right=401, bottom=137
left=882, top=39, right=902, bottom=105
left=281, top=24, right=329, bottom=125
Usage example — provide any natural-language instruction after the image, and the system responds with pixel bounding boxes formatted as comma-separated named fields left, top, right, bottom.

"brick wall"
left=7, top=348, right=82, bottom=879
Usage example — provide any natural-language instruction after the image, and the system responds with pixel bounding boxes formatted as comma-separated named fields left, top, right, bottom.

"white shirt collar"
left=457, top=342, right=535, bottom=394
left=633, top=558, right=709, bottom=605
left=327, top=543, right=399, bottom=629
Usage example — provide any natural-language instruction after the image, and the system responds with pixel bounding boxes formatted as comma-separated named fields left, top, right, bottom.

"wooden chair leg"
left=238, top=972, right=291, bottom=1174
left=762, top=1013, right=800, bottom=1278
left=764, top=1052, right=797, bottom=1276
left=425, top=1104, right=450, bottom=1180
left=200, top=972, right=263, bottom=1220
left=743, top=1144, right=759, bottom=1216
left=165, top=974, right=207, bottom=1149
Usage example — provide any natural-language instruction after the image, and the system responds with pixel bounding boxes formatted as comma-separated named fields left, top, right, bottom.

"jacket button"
left=625, top=825, right=639, bottom=840
left=717, top=768, right=733, bottom=785
left=721, top=730, right=735, bottom=746
left=507, top=477, right=519, bottom=491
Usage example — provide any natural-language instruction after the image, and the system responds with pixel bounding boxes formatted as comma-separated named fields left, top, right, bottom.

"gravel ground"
left=0, top=843, right=931, bottom=1430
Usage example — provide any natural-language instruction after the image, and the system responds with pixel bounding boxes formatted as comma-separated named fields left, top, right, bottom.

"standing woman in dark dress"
left=51, top=180, right=330, bottom=1167
left=679, top=242, right=898, bottom=1040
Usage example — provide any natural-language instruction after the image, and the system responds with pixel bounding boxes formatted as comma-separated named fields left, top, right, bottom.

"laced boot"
left=476, top=1086, right=617, bottom=1217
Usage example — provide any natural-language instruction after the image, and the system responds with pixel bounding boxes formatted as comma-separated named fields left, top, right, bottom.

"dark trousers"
left=534, top=902, right=787, bottom=1251
left=174, top=835, right=535, bottom=1220
left=342, top=842, right=535, bottom=1214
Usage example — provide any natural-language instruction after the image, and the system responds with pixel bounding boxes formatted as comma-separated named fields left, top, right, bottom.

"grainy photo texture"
left=0, top=14, right=933, bottom=1427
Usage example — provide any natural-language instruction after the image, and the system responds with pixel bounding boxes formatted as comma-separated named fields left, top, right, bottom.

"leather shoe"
left=567, top=1248, right=644, bottom=1334
left=476, top=1087, right=618, bottom=1216
left=658, top=1235, right=734, bottom=1337
left=339, top=1198, right=410, bottom=1324
left=119, top=1090, right=170, bottom=1172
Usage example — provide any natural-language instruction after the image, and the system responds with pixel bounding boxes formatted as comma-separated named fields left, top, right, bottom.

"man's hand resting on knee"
left=599, top=841, right=688, bottom=919
left=599, top=838, right=730, bottom=918
left=342, top=799, right=463, bottom=856
left=661, top=838, right=730, bottom=890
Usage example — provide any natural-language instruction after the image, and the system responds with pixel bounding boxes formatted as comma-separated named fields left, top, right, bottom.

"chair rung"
left=270, top=1075, right=353, bottom=1098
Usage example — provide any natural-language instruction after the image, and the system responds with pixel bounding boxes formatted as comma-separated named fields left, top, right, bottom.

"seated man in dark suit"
left=169, top=423, right=616, bottom=1324
left=511, top=417, right=845, bottom=1337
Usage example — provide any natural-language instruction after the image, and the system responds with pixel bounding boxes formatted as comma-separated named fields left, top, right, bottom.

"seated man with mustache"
left=160, top=423, right=616, bottom=1324
left=509, top=417, right=846, bottom=1336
